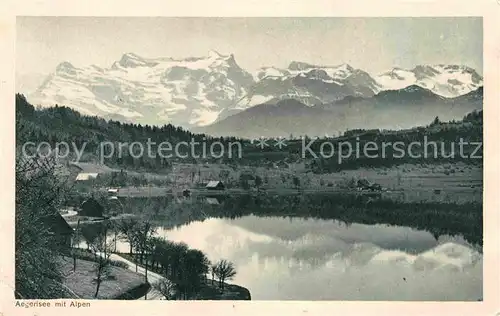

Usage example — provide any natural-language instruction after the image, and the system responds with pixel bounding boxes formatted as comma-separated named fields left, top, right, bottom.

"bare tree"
left=116, top=218, right=140, bottom=255
left=153, top=279, right=177, bottom=300
left=89, top=235, right=113, bottom=298
left=210, top=264, right=217, bottom=286
left=132, top=220, right=156, bottom=263
left=213, top=259, right=237, bottom=291
left=71, top=219, right=82, bottom=272
left=131, top=220, right=156, bottom=281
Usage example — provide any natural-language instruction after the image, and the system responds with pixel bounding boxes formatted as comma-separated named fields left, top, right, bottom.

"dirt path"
left=107, top=253, right=165, bottom=300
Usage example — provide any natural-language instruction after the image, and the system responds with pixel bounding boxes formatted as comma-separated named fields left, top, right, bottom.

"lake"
left=111, top=208, right=482, bottom=301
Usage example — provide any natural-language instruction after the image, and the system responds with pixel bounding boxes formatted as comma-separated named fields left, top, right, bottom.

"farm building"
left=43, top=212, right=74, bottom=250
left=71, top=162, right=117, bottom=182
left=79, top=198, right=104, bottom=217
left=206, top=181, right=225, bottom=190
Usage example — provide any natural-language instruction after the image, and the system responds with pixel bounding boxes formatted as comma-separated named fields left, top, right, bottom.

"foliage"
left=15, top=154, right=71, bottom=299
left=131, top=220, right=156, bottom=265
left=153, top=279, right=177, bottom=300
left=255, top=176, right=262, bottom=189
left=123, top=237, right=212, bottom=299
left=71, top=248, right=129, bottom=269
left=115, top=218, right=141, bottom=254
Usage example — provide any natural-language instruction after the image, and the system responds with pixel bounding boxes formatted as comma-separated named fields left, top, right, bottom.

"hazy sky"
left=16, top=17, right=482, bottom=92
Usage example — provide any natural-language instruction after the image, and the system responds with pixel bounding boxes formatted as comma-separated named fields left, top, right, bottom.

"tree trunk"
left=94, top=280, right=101, bottom=298
left=73, top=254, right=76, bottom=272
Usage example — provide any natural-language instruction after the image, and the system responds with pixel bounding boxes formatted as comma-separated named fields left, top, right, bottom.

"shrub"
left=110, top=260, right=129, bottom=269
left=71, top=249, right=128, bottom=269
left=337, top=177, right=357, bottom=189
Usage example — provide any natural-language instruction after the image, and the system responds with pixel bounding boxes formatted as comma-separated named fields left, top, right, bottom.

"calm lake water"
left=112, top=213, right=482, bottom=301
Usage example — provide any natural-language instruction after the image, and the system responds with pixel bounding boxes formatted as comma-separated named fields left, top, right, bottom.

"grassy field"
left=100, top=161, right=481, bottom=204
left=59, top=257, right=149, bottom=299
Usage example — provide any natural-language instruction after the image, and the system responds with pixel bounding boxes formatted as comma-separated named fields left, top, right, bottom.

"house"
left=206, top=181, right=225, bottom=190
left=43, top=212, right=74, bottom=251
left=75, top=172, right=99, bottom=181
left=79, top=198, right=104, bottom=218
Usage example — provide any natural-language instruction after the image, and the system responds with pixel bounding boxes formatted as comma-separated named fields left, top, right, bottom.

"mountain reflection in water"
left=111, top=194, right=482, bottom=301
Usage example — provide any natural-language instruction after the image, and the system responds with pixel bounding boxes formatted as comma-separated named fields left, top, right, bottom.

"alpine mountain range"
left=25, top=50, right=483, bottom=138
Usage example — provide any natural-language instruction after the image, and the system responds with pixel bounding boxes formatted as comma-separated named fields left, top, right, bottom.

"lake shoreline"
left=115, top=253, right=251, bottom=300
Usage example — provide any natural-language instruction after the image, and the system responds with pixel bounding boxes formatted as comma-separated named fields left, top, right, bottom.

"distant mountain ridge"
left=26, top=51, right=483, bottom=129
left=197, top=85, right=483, bottom=138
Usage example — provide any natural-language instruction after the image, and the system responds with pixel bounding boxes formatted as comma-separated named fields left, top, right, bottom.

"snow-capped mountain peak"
left=235, top=62, right=381, bottom=110
left=29, top=51, right=255, bottom=127
left=285, top=61, right=356, bottom=81
left=375, top=64, right=482, bottom=98
left=55, top=61, right=78, bottom=75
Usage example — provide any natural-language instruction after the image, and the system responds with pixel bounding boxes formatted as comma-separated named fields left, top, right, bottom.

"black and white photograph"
left=11, top=15, right=489, bottom=305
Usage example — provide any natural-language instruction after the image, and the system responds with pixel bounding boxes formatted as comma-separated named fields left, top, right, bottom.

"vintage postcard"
left=1, top=0, right=499, bottom=315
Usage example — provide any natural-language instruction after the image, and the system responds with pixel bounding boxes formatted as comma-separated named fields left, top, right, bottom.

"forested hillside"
left=16, top=94, right=483, bottom=173
left=16, top=94, right=242, bottom=171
